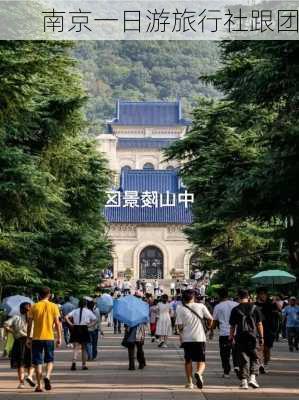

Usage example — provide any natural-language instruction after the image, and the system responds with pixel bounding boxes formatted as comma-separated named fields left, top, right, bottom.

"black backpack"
left=237, top=305, right=257, bottom=349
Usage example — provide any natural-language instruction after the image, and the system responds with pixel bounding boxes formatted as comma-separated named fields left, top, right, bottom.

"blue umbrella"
left=97, top=293, right=113, bottom=313
left=113, top=295, right=149, bottom=327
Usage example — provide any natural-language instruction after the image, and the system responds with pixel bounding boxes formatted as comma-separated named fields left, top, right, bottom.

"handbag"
left=121, top=336, right=129, bottom=348
left=183, top=303, right=208, bottom=333
left=122, top=326, right=137, bottom=347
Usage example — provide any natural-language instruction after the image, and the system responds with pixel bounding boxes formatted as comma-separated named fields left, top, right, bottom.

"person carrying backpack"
left=229, top=289, right=264, bottom=390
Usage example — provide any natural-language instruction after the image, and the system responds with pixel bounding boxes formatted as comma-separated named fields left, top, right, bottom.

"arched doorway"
left=139, top=246, right=163, bottom=279
left=121, top=165, right=131, bottom=173
left=143, top=162, right=155, bottom=170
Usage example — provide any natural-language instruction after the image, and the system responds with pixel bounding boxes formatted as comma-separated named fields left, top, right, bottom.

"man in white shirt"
left=176, top=289, right=213, bottom=389
left=170, top=281, right=175, bottom=296
left=210, top=288, right=238, bottom=378
left=122, top=280, right=131, bottom=296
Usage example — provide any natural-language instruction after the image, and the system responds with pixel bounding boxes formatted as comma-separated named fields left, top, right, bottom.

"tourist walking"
left=65, top=298, right=96, bottom=371
left=86, top=299, right=102, bottom=361
left=282, top=296, right=299, bottom=352
left=156, top=294, right=172, bottom=348
left=123, top=324, right=147, bottom=370
left=122, top=280, right=131, bottom=296
left=4, top=302, right=35, bottom=389
left=154, top=280, right=159, bottom=296
left=229, top=289, right=264, bottom=390
left=61, top=296, right=75, bottom=347
left=170, top=297, right=180, bottom=334
left=210, top=288, right=239, bottom=378
left=175, top=279, right=181, bottom=296
left=26, top=287, right=62, bottom=393
left=149, top=299, right=159, bottom=342
left=145, top=281, right=152, bottom=294
left=170, top=281, right=175, bottom=296
left=113, top=294, right=122, bottom=334
left=176, top=289, right=213, bottom=389
left=255, top=287, right=280, bottom=373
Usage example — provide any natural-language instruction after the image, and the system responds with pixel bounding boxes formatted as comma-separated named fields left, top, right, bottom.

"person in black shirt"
left=229, top=289, right=264, bottom=390
left=255, top=287, right=281, bottom=373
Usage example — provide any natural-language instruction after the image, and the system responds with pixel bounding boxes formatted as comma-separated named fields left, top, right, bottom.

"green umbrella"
left=251, top=269, right=296, bottom=286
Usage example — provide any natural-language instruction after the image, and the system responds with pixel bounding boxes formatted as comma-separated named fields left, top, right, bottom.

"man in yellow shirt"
left=27, top=287, right=61, bottom=393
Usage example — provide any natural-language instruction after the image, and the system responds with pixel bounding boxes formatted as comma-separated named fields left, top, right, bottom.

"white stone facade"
left=96, top=102, right=192, bottom=280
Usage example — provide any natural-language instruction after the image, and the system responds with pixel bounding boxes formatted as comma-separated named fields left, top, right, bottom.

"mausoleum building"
left=97, top=100, right=194, bottom=280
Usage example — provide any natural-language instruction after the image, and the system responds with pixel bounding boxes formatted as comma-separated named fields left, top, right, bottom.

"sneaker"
left=34, top=387, right=43, bottom=393
left=185, top=383, right=194, bottom=389
left=161, top=343, right=168, bottom=348
left=194, top=372, right=203, bottom=389
left=151, top=338, right=155, bottom=343
left=17, top=383, right=25, bottom=389
left=240, top=379, right=248, bottom=390
left=25, top=376, right=36, bottom=387
left=71, top=362, right=77, bottom=371
left=259, top=365, right=267, bottom=374
left=43, top=377, right=51, bottom=391
left=249, top=374, right=260, bottom=388
left=158, top=341, right=164, bottom=348
left=222, top=373, right=230, bottom=378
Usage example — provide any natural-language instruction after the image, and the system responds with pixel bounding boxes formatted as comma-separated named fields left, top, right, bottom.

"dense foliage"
left=167, top=41, right=299, bottom=290
left=0, top=41, right=111, bottom=298
left=74, top=41, right=219, bottom=132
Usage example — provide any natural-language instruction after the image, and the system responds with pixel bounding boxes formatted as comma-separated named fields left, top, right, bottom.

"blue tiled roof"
left=105, top=205, right=193, bottom=224
left=120, top=170, right=179, bottom=192
left=104, top=169, right=193, bottom=224
left=117, top=138, right=176, bottom=149
left=108, top=100, right=191, bottom=127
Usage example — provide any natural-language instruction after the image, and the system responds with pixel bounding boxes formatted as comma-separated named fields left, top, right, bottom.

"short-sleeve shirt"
left=176, top=303, right=212, bottom=343
left=256, top=300, right=280, bottom=333
left=67, top=307, right=96, bottom=326
left=229, top=303, right=262, bottom=338
left=61, top=302, right=75, bottom=317
left=283, top=305, right=299, bottom=328
left=29, top=300, right=60, bottom=341
left=4, top=315, right=29, bottom=339
left=213, top=300, right=238, bottom=336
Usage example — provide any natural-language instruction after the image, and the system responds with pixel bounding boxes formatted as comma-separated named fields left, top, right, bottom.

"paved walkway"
left=0, top=326, right=298, bottom=400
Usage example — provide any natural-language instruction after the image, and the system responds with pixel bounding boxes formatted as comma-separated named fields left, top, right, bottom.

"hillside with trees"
left=74, top=41, right=220, bottom=132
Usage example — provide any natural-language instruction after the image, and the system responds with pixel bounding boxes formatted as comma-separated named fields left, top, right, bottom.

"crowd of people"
left=1, top=282, right=298, bottom=393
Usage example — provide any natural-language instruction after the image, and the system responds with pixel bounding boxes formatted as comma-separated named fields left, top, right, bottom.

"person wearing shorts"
left=27, top=287, right=61, bottom=393
left=176, top=289, right=213, bottom=389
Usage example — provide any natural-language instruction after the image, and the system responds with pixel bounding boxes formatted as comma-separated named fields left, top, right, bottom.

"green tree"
left=0, top=41, right=111, bottom=297
left=167, top=41, right=299, bottom=288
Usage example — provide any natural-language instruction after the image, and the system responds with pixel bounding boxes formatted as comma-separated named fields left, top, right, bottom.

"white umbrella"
left=2, top=295, right=33, bottom=316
